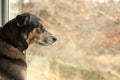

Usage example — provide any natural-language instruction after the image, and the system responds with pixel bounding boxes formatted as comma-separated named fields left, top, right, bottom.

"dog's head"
left=1, top=13, right=57, bottom=51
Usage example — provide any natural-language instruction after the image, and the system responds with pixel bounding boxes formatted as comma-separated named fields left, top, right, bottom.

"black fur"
left=0, top=13, right=40, bottom=80
left=0, top=13, right=41, bottom=51
left=0, top=13, right=57, bottom=80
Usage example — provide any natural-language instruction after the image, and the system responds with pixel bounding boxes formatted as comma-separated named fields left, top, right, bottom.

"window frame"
left=0, top=0, right=9, bottom=26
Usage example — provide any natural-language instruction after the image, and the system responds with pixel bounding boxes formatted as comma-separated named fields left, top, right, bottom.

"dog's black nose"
left=52, top=37, right=57, bottom=42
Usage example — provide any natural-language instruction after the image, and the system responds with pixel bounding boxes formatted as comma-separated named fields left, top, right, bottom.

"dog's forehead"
left=29, top=14, right=40, bottom=27
left=21, top=13, right=41, bottom=27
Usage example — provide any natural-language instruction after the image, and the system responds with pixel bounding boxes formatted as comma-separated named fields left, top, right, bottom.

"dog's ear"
left=16, top=14, right=30, bottom=27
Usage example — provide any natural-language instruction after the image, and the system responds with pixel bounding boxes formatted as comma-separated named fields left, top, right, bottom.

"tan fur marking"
left=21, top=67, right=27, bottom=80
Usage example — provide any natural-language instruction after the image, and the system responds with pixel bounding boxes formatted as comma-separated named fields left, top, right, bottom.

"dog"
left=0, top=13, right=57, bottom=80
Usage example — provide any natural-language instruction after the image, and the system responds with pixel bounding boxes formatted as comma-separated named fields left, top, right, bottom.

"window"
left=0, top=0, right=9, bottom=26
left=8, top=0, right=120, bottom=80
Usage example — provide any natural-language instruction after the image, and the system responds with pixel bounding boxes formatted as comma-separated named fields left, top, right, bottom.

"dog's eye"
left=36, top=27, right=45, bottom=34
left=41, top=26, right=46, bottom=32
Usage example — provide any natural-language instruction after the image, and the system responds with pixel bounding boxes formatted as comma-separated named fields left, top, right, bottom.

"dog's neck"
left=0, top=38, right=25, bottom=60
left=0, top=19, right=28, bottom=51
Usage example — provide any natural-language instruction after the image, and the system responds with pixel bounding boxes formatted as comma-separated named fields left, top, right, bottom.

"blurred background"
left=9, top=0, right=120, bottom=80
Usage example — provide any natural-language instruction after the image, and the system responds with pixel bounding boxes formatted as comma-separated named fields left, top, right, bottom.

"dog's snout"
left=52, top=37, right=57, bottom=42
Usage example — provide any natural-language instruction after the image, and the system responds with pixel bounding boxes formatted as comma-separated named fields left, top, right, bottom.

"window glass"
left=9, top=0, right=120, bottom=80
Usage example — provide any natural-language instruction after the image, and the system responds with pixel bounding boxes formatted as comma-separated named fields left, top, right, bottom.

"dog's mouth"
left=34, top=37, right=57, bottom=46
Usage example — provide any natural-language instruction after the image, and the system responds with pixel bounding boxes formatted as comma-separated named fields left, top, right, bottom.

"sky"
left=11, top=0, right=29, bottom=4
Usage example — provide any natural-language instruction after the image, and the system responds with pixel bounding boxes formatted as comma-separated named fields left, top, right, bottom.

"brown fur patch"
left=0, top=39, right=25, bottom=60
left=27, top=28, right=39, bottom=44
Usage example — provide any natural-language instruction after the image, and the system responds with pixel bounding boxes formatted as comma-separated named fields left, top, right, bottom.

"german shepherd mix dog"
left=0, top=13, right=57, bottom=80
